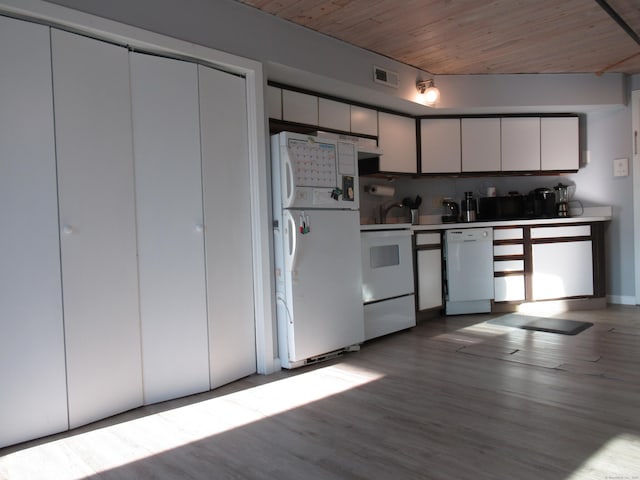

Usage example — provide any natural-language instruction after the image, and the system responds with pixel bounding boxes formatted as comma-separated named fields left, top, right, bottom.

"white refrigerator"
left=272, top=132, right=364, bottom=369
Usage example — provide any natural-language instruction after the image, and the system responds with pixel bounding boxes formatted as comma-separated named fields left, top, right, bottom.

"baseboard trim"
left=492, top=297, right=607, bottom=313
left=606, top=295, right=637, bottom=306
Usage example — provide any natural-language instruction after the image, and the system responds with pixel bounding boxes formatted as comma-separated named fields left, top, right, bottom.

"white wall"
left=45, top=0, right=625, bottom=114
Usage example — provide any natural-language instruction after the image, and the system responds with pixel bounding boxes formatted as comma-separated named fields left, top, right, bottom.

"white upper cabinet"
left=282, top=90, right=318, bottom=125
left=378, top=112, right=417, bottom=173
left=501, top=117, right=541, bottom=171
left=0, top=17, right=69, bottom=449
left=52, top=29, right=143, bottom=429
left=319, top=97, right=350, bottom=132
left=541, top=117, right=579, bottom=171
left=461, top=117, right=501, bottom=172
left=351, top=105, right=378, bottom=136
left=420, top=118, right=461, bottom=173
left=130, top=52, right=210, bottom=405
left=267, top=85, right=282, bottom=120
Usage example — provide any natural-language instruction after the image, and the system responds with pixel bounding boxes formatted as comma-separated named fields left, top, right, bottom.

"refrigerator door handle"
left=284, top=210, right=298, bottom=272
left=283, top=152, right=294, bottom=208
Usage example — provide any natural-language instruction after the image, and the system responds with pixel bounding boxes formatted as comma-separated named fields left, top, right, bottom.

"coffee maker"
left=441, top=198, right=459, bottom=223
left=554, top=183, right=570, bottom=217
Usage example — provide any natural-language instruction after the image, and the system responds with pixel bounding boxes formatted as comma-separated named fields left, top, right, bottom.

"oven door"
left=360, top=229, right=414, bottom=303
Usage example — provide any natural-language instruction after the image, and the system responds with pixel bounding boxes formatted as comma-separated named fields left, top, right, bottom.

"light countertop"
left=361, top=206, right=612, bottom=232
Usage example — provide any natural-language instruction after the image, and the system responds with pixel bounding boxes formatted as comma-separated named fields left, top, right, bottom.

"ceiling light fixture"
left=416, top=79, right=440, bottom=106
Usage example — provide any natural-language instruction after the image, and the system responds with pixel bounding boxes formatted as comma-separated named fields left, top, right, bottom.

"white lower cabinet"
left=532, top=241, right=594, bottom=300
left=417, top=249, right=443, bottom=310
left=0, top=17, right=68, bottom=448
left=415, top=232, right=443, bottom=311
left=494, top=276, right=526, bottom=302
left=199, top=65, right=257, bottom=388
left=130, top=52, right=210, bottom=404
left=52, top=29, right=144, bottom=429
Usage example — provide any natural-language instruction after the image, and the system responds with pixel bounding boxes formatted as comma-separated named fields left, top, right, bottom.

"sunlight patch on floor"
left=0, top=363, right=385, bottom=480
left=566, top=433, right=640, bottom=480
left=517, top=300, right=572, bottom=316
left=430, top=321, right=512, bottom=345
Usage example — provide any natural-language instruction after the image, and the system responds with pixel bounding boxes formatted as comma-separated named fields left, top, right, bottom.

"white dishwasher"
left=445, top=227, right=494, bottom=315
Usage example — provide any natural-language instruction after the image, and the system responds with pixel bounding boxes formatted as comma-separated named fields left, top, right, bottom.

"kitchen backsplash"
left=359, top=174, right=585, bottom=224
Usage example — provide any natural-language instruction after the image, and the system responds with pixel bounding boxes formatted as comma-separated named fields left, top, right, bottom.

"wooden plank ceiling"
left=235, top=0, right=640, bottom=75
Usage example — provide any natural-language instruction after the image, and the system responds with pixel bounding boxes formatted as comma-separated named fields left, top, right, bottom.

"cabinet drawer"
left=494, top=275, right=525, bottom=302
left=494, top=260, right=524, bottom=272
left=494, top=244, right=523, bottom=256
left=531, top=225, right=591, bottom=239
left=416, top=232, right=441, bottom=246
left=493, top=228, right=523, bottom=241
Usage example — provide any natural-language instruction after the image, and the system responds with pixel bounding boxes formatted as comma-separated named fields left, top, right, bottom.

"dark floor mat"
left=487, top=314, right=593, bottom=335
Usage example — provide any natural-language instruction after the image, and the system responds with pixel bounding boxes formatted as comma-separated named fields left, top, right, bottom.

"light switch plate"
left=613, top=158, right=629, bottom=177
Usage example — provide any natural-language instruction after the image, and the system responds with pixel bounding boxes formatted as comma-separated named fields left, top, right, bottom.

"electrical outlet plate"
left=613, top=157, right=629, bottom=177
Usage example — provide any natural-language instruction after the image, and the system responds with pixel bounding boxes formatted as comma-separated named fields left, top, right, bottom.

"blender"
left=554, top=183, right=570, bottom=217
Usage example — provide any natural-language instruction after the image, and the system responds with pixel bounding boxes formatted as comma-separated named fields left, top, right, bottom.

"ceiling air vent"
left=373, top=66, right=399, bottom=88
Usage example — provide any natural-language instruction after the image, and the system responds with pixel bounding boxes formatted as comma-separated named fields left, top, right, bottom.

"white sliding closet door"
left=199, top=65, right=257, bottom=387
left=0, top=17, right=68, bottom=448
left=52, top=29, right=143, bottom=428
left=130, top=52, right=210, bottom=404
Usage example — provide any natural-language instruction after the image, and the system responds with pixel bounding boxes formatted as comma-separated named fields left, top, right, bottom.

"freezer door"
left=280, top=209, right=364, bottom=365
left=272, top=132, right=359, bottom=211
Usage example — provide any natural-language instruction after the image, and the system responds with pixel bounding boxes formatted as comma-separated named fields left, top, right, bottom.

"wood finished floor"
left=2, top=305, right=640, bottom=480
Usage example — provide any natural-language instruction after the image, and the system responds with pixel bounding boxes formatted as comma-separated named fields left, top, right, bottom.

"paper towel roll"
left=367, top=184, right=395, bottom=197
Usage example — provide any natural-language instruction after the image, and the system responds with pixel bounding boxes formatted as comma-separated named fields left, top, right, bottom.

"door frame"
left=0, top=0, right=279, bottom=373
left=633, top=90, right=640, bottom=305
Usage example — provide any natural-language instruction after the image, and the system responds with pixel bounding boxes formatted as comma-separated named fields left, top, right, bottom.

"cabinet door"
left=0, top=17, right=68, bottom=448
left=461, top=118, right=501, bottom=172
left=417, top=249, right=443, bottom=310
left=501, top=117, right=540, bottom=171
left=351, top=105, right=378, bottom=136
left=199, top=65, right=257, bottom=388
left=130, top=52, right=210, bottom=404
left=319, top=98, right=350, bottom=132
left=532, top=241, right=593, bottom=300
left=282, top=90, right=318, bottom=125
left=541, top=117, right=579, bottom=171
left=267, top=85, right=282, bottom=119
left=420, top=118, right=461, bottom=173
left=52, top=29, right=143, bottom=428
left=378, top=112, right=417, bottom=173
